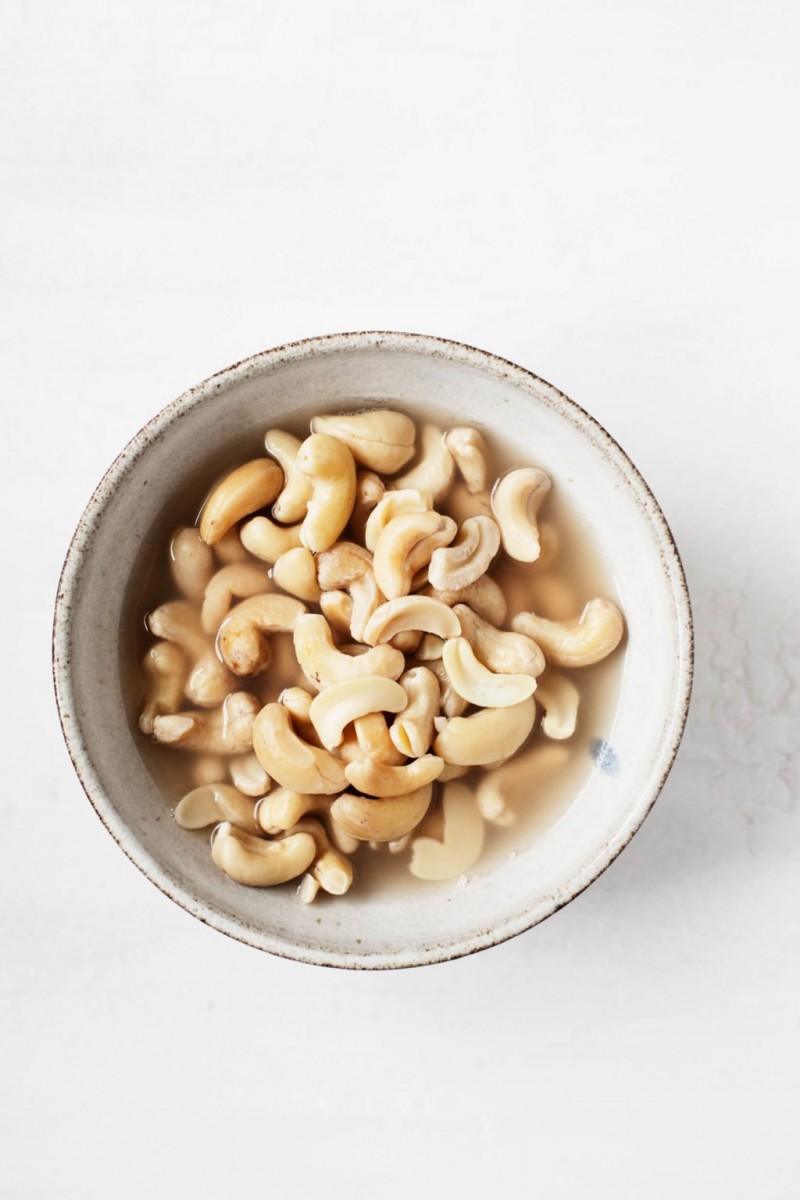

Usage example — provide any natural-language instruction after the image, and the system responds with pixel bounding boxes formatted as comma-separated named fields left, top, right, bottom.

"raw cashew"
left=189, top=754, right=228, bottom=786
left=319, top=590, right=354, bottom=637
left=170, top=527, right=214, bottom=601
left=148, top=602, right=234, bottom=708
left=354, top=712, right=406, bottom=766
left=229, top=753, right=271, bottom=796
left=278, top=686, right=320, bottom=744
left=201, top=563, right=271, bottom=634
left=476, top=743, right=569, bottom=825
left=426, top=658, right=468, bottom=718
left=536, top=522, right=560, bottom=571
left=444, top=427, right=489, bottom=494
left=330, top=785, right=432, bottom=843
left=326, top=815, right=361, bottom=855
left=309, top=677, right=408, bottom=749
left=438, top=762, right=470, bottom=782
left=442, top=638, right=537, bottom=708
left=394, top=424, right=455, bottom=500
left=199, top=459, right=283, bottom=546
left=344, top=754, right=443, bottom=797
left=310, top=409, right=416, bottom=473
left=433, top=697, right=535, bottom=765
left=264, top=429, right=313, bottom=523
left=512, top=599, right=624, bottom=667
left=453, top=604, right=545, bottom=677
left=349, top=471, right=386, bottom=542
left=427, top=515, right=501, bottom=591
left=139, top=641, right=186, bottom=734
left=389, top=667, right=440, bottom=758
left=217, top=594, right=307, bottom=676
left=535, top=672, right=580, bottom=739
left=213, top=527, right=251, bottom=565
left=373, top=510, right=456, bottom=600
left=491, top=467, right=552, bottom=562
left=174, top=782, right=260, bottom=834
left=211, top=823, right=316, bottom=887
left=417, top=633, right=444, bottom=660
left=316, top=541, right=383, bottom=641
left=297, top=874, right=320, bottom=904
left=240, top=515, right=303, bottom=563
left=293, top=614, right=405, bottom=688
left=296, top=433, right=357, bottom=553
left=364, top=489, right=433, bottom=552
left=335, top=727, right=363, bottom=763
left=272, top=546, right=321, bottom=602
left=390, top=630, right=423, bottom=654
left=256, top=788, right=331, bottom=833
left=409, top=782, right=484, bottom=880
left=446, top=482, right=493, bottom=527
left=252, top=702, right=347, bottom=794
left=282, top=818, right=353, bottom=895
left=152, top=692, right=260, bottom=755
left=363, top=595, right=461, bottom=645
left=424, top=576, right=508, bottom=626
left=185, top=649, right=238, bottom=708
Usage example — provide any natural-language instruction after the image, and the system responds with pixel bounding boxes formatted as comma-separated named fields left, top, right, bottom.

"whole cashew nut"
left=281, top=818, right=353, bottom=895
left=425, top=658, right=468, bottom=718
left=170, top=527, right=215, bottom=601
left=535, top=671, right=580, bottom=739
left=174, top=782, right=260, bottom=834
left=211, top=823, right=316, bottom=887
left=201, top=563, right=272, bottom=634
left=373, top=510, right=456, bottom=600
left=316, top=542, right=384, bottom=641
left=453, top=604, right=545, bottom=677
left=330, top=784, right=432, bottom=843
left=296, top=433, right=357, bottom=553
left=354, top=712, right=406, bottom=766
left=272, top=546, right=321, bottom=602
left=344, top=754, right=443, bottom=798
left=139, top=641, right=186, bottom=735
left=364, top=489, right=433, bottom=552
left=444, top=427, right=489, bottom=494
left=446, top=482, right=493, bottom=527
left=189, top=754, right=228, bottom=786
left=349, top=471, right=386, bottom=542
left=310, top=409, right=416, bottom=473
left=309, top=677, right=408, bottom=750
left=363, top=595, right=461, bottom=645
left=152, top=691, right=260, bottom=755
left=475, top=743, right=570, bottom=825
left=389, top=667, right=440, bottom=758
left=442, top=638, right=537, bottom=708
left=433, top=696, right=535, bottom=765
left=264, top=429, right=313, bottom=523
left=148, top=601, right=235, bottom=708
left=293, top=614, right=405, bottom=688
left=229, top=752, right=271, bottom=797
left=409, top=781, right=485, bottom=880
left=394, top=424, right=455, bottom=500
left=199, top=459, right=284, bottom=546
left=416, top=633, right=444, bottom=660
left=491, top=467, right=552, bottom=562
left=256, top=787, right=331, bottom=833
left=423, top=576, right=508, bottom=626
left=217, top=594, right=307, bottom=677
left=427, top=515, right=501, bottom=592
left=252, top=702, right=347, bottom=794
left=240, top=515, right=303, bottom=563
left=512, top=599, right=624, bottom=668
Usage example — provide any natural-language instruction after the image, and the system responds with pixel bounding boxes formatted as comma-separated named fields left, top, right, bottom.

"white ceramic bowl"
left=53, top=332, right=692, bottom=968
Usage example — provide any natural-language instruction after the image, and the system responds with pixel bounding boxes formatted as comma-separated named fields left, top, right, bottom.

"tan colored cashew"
left=349, top=471, right=385, bottom=542
left=438, top=762, right=470, bottom=782
left=453, top=604, right=545, bottom=677
left=425, top=658, right=468, bottom=717
left=433, top=696, right=535, bottom=765
left=444, top=427, right=489, bottom=494
left=409, top=781, right=485, bottom=880
left=272, top=546, right=321, bottom=602
left=139, top=641, right=186, bottom=734
left=330, top=784, right=432, bottom=843
left=389, top=667, right=440, bottom=758
left=309, top=677, right=408, bottom=750
left=297, top=873, right=320, bottom=904
left=316, top=541, right=383, bottom=641
left=417, top=633, right=444, bottom=660
left=252, top=702, right=347, bottom=794
left=442, top=638, right=537, bottom=708
left=152, top=691, right=260, bottom=755
left=211, top=823, right=316, bottom=887
left=319, top=590, right=354, bottom=637
left=310, top=409, right=416, bottom=473
left=334, top=727, right=363, bottom=763
left=174, top=782, right=260, bottom=834
left=373, top=510, right=456, bottom=600
left=217, top=594, right=307, bottom=677
left=364, top=489, right=433, bottom=552
left=394, top=423, right=455, bottom=500
left=512, top=599, right=624, bottom=667
left=293, top=613, right=405, bottom=688
left=476, top=743, right=570, bottom=825
left=147, top=601, right=235, bottom=708
left=201, top=563, right=271, bottom=634
left=199, top=459, right=284, bottom=546
left=363, top=595, right=461, bottom=646
left=170, top=527, right=215, bottom=601
left=423, top=576, right=508, bottom=626
left=354, top=712, right=406, bottom=765
left=282, top=818, right=353, bottom=895
left=428, top=515, right=501, bottom=592
left=256, top=787, right=331, bottom=833
left=229, top=753, right=271, bottom=796
left=491, top=467, right=552, bottom=562
left=295, top=433, right=357, bottom=553
left=278, top=686, right=320, bottom=744
left=213, top=527, right=251, bottom=565
left=185, top=651, right=238, bottom=708
left=240, top=515, right=303, bottom=563
left=535, top=672, right=580, bottom=739
left=344, top=754, right=443, bottom=798
left=264, top=429, right=313, bottom=523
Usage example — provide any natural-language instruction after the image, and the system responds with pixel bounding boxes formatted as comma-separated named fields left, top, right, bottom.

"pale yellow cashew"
left=330, top=784, right=432, bottom=843
left=409, top=781, right=485, bottom=880
left=278, top=686, right=320, bottom=744
left=344, top=754, right=443, bottom=798
left=252, top=702, right=347, bottom=794
left=217, top=594, right=307, bottom=677
left=373, top=510, right=456, bottom=600
left=310, top=409, right=416, bottom=473
left=199, top=459, right=283, bottom=546
left=325, top=815, right=361, bottom=855
left=444, top=427, right=489, bottom=494
left=364, top=488, right=433, bottom=552
left=213, top=527, right=251, bottom=565
left=363, top=595, right=461, bottom=645
left=240, top=515, right=303, bottom=563
left=170, top=527, right=215, bottom=601
left=201, top=563, right=271, bottom=635
left=264, top=429, right=313, bottom=523
left=152, top=692, right=260, bottom=755
left=229, top=753, right=271, bottom=797
left=297, top=874, right=320, bottom=904
left=425, top=658, right=468, bottom=718
left=354, top=713, right=406, bottom=766
left=211, top=823, right=316, bottom=887
left=394, top=423, right=455, bottom=500
left=453, top=604, right=545, bottom=677
left=433, top=696, right=535, bottom=765
left=282, top=818, right=353, bottom=896
left=293, top=613, right=405, bottom=688
left=185, top=650, right=238, bottom=708
left=416, top=633, right=444, bottom=660
left=349, top=471, right=385, bottom=542
left=535, top=672, right=580, bottom=739
left=389, top=667, right=440, bottom=758
left=423, top=576, right=508, bottom=626
left=272, top=546, right=321, bottom=602
left=491, top=467, right=552, bottom=562
left=442, top=638, right=537, bottom=707
left=174, top=782, right=260, bottom=834
left=319, top=590, right=354, bottom=637
left=334, top=727, right=363, bottom=763
left=309, top=677, right=408, bottom=750
left=446, top=482, right=493, bottom=527
left=256, top=787, right=331, bottom=833
left=296, top=433, right=357, bottom=553
left=438, top=762, right=470, bottom=782
left=512, top=599, right=624, bottom=668
left=475, top=743, right=570, bottom=825
left=147, top=601, right=234, bottom=708
left=316, top=541, right=383, bottom=641
left=139, top=641, right=186, bottom=735
left=427, top=515, right=501, bottom=592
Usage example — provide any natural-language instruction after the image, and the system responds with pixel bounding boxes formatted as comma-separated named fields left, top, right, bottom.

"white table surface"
left=3, top=2, right=799, bottom=1196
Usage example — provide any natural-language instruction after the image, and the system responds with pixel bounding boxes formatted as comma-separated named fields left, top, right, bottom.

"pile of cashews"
left=139, top=409, right=625, bottom=900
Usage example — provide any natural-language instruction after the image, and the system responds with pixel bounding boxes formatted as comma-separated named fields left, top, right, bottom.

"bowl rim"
left=52, top=330, right=694, bottom=969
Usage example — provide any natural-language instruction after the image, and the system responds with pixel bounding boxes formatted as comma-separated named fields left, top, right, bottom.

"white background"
left=3, top=2, right=799, bottom=1196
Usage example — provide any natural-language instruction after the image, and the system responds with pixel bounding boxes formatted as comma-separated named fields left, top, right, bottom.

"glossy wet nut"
left=535, top=672, right=580, bottom=739
left=349, top=471, right=386, bottom=541
left=433, top=696, right=535, bottom=765
left=426, top=657, right=468, bottom=717
left=185, top=648, right=238, bottom=708
left=424, top=576, right=508, bottom=626
left=253, top=702, right=347, bottom=794
left=363, top=595, right=462, bottom=645
left=296, top=433, right=357, bottom=553
left=174, top=782, right=260, bottom=834
left=229, top=752, right=271, bottom=796
left=297, top=873, right=320, bottom=904
left=199, top=459, right=284, bottom=546
left=330, top=784, right=432, bottom=842
left=170, top=527, right=214, bottom=601
left=264, top=429, right=313, bottom=523
left=373, top=510, right=456, bottom=599
left=282, top=818, right=353, bottom=896
left=354, top=712, right=406, bottom=765
left=272, top=546, right=321, bottom=602
left=446, top=482, right=493, bottom=526
left=309, top=677, right=408, bottom=750
left=152, top=691, right=260, bottom=755
left=211, top=823, right=316, bottom=887
left=293, top=613, right=404, bottom=688
left=444, top=427, right=489, bottom=494
left=389, top=667, right=440, bottom=758
left=491, top=467, right=552, bottom=562
left=364, top=488, right=433, bottom=552
left=311, top=409, right=416, bottom=473
left=240, top=515, right=303, bottom=563
left=278, top=686, right=319, bottom=742
left=217, top=594, right=307, bottom=676
left=319, top=590, right=354, bottom=636
left=512, top=599, right=624, bottom=667
left=316, top=541, right=383, bottom=641
left=476, top=743, right=570, bottom=825
left=453, top=604, right=545, bottom=676
left=255, top=788, right=331, bottom=833
left=427, top=515, right=501, bottom=591
left=394, top=423, right=455, bottom=500
left=147, top=600, right=207, bottom=661
left=442, top=638, right=537, bottom=708
left=201, top=563, right=271, bottom=635
left=409, top=781, right=485, bottom=880
left=139, top=641, right=186, bottom=734
left=344, top=754, right=443, bottom=798
left=213, top=527, right=251, bottom=565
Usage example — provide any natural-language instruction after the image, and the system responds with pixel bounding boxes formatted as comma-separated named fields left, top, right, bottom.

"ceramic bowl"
left=53, top=332, right=693, bottom=968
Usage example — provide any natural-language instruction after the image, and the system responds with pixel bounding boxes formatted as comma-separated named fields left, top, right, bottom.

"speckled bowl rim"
left=52, top=330, right=693, bottom=969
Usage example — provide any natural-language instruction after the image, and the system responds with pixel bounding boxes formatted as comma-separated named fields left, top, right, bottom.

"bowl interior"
left=54, top=334, right=692, bottom=967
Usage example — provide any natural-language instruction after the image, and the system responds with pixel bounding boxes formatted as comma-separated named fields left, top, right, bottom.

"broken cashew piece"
left=389, top=667, right=440, bottom=758
left=189, top=754, right=227, bottom=786
left=211, top=823, right=316, bottom=887
left=316, top=541, right=383, bottom=641
left=535, top=672, right=580, bottom=739
left=444, top=427, right=489, bottom=494
left=229, top=753, right=271, bottom=797
left=454, top=604, right=545, bottom=677
left=152, top=692, right=260, bottom=755
left=282, top=818, right=353, bottom=895
left=344, top=754, right=443, bottom=798
left=174, top=782, right=260, bottom=834
left=252, top=702, right=347, bottom=794
left=363, top=595, right=461, bottom=646
left=170, top=527, right=214, bottom=601
left=428, top=515, right=501, bottom=592
left=201, top=563, right=271, bottom=635
left=139, top=641, right=186, bottom=734
left=330, top=784, right=432, bottom=843
left=256, top=788, right=330, bottom=833
left=199, top=459, right=283, bottom=546
left=294, top=613, right=405, bottom=688
left=512, top=599, right=624, bottom=668
left=240, top=515, right=303, bottom=563
left=394, top=424, right=455, bottom=500
left=409, top=781, right=485, bottom=880
left=272, top=546, right=321, bottom=602
left=311, top=409, right=416, bottom=473
left=476, top=743, right=570, bottom=825
left=433, top=696, right=535, bottom=765
left=354, top=712, right=406, bottom=765
left=309, top=677, right=408, bottom=750
left=217, top=594, right=307, bottom=677
left=264, top=429, right=313, bottom=523
left=491, top=467, right=552, bottom=562
left=373, top=510, right=456, bottom=600
left=296, top=433, right=357, bottom=553
left=364, top=489, right=433, bottom=552
left=442, top=638, right=537, bottom=707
